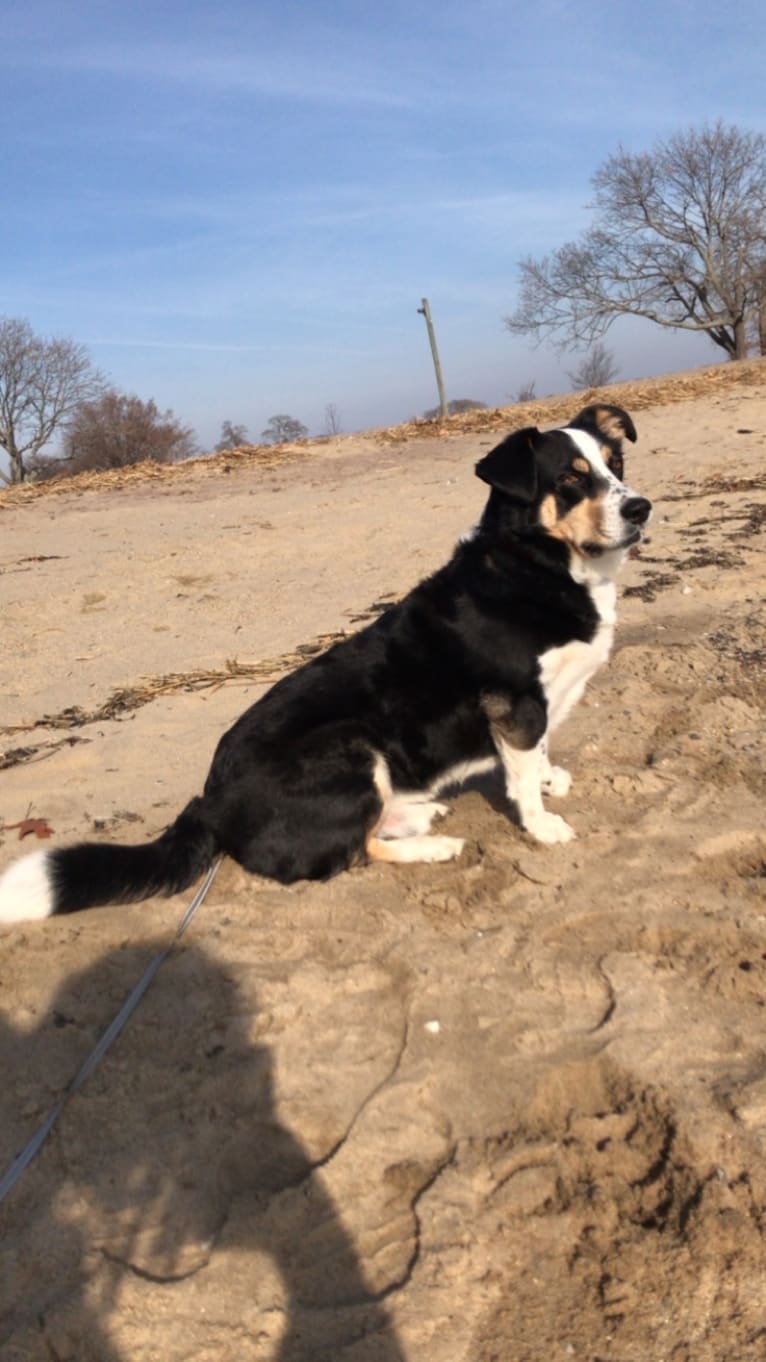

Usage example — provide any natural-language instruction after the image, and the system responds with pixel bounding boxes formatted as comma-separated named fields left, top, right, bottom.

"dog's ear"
left=475, top=427, right=540, bottom=503
left=571, top=404, right=637, bottom=444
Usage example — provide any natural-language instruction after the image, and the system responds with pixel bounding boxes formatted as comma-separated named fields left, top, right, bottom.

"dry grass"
left=1, top=357, right=764, bottom=507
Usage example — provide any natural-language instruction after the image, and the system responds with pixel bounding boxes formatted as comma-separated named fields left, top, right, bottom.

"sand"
left=0, top=366, right=765, bottom=1360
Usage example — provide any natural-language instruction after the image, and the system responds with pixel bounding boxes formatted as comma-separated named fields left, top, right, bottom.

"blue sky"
left=3, top=0, right=764, bottom=450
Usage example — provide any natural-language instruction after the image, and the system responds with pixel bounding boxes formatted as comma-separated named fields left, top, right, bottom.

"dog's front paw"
left=541, top=765, right=572, bottom=798
left=523, top=811, right=576, bottom=845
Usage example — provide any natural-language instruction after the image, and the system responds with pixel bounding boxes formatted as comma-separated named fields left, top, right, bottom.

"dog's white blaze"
left=561, top=426, right=635, bottom=547
left=561, top=427, right=614, bottom=481
left=0, top=850, right=55, bottom=923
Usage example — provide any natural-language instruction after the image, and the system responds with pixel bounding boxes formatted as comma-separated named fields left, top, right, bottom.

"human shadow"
left=0, top=938, right=408, bottom=1361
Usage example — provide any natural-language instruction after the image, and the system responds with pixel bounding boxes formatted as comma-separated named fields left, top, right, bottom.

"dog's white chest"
left=539, top=579, right=616, bottom=731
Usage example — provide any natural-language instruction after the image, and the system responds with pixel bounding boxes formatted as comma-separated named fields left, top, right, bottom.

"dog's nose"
left=622, top=496, right=652, bottom=525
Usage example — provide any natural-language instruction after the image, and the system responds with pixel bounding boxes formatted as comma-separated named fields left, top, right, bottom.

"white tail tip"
left=0, top=850, right=55, bottom=923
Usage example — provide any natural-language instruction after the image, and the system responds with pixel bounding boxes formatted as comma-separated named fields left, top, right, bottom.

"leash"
left=0, top=856, right=222, bottom=1206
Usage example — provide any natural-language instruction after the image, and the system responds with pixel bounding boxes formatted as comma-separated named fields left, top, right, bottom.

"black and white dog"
left=0, top=404, right=650, bottom=924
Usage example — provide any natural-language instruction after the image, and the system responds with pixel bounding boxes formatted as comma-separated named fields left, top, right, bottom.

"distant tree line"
left=215, top=420, right=250, bottom=451
left=0, top=315, right=197, bottom=484
left=29, top=390, right=196, bottom=482
left=260, top=414, right=308, bottom=444
left=0, top=309, right=323, bottom=483
left=422, top=398, right=488, bottom=419
left=215, top=407, right=336, bottom=452
left=566, top=343, right=620, bottom=390
left=0, top=318, right=104, bottom=484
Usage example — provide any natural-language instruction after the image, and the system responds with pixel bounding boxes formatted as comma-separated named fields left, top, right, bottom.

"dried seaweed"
left=0, top=635, right=348, bottom=754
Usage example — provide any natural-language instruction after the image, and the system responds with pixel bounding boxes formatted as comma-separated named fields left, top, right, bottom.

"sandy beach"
left=1, top=363, right=765, bottom=1360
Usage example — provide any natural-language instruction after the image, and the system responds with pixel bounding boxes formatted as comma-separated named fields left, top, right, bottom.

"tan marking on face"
left=572, top=455, right=590, bottom=474
left=543, top=491, right=606, bottom=551
left=539, top=492, right=558, bottom=530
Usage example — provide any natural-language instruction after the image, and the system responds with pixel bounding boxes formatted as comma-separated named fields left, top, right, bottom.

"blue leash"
left=0, top=857, right=221, bottom=1205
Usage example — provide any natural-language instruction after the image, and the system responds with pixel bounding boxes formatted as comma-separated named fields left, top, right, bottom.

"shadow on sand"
left=0, top=938, right=408, bottom=1360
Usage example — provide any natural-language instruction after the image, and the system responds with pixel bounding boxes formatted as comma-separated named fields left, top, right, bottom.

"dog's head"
left=474, top=403, right=651, bottom=561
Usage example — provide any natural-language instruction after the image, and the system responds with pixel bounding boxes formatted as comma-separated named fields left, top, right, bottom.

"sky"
left=3, top=0, right=765, bottom=453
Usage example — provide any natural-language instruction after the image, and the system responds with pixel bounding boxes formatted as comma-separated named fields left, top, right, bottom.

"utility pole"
left=417, top=298, right=448, bottom=419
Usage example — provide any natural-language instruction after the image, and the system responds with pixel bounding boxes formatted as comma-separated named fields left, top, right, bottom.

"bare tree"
left=216, top=420, right=249, bottom=451
left=324, top=403, right=342, bottom=436
left=566, top=343, right=620, bottom=390
left=0, top=317, right=104, bottom=484
left=513, top=380, right=537, bottom=403
left=48, top=390, right=196, bottom=477
left=506, top=121, right=766, bottom=361
left=260, top=414, right=308, bottom=445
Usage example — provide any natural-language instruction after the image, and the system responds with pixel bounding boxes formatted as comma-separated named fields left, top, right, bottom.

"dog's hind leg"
left=366, top=833, right=464, bottom=865
left=376, top=795, right=449, bottom=839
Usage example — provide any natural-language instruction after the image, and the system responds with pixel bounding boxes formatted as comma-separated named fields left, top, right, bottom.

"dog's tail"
left=0, top=798, right=219, bottom=924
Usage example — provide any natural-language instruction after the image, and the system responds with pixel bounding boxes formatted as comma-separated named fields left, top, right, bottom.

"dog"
left=0, top=404, right=651, bottom=924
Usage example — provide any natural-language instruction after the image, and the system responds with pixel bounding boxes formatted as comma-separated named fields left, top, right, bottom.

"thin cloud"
left=85, top=338, right=265, bottom=353
left=35, top=40, right=414, bottom=109
left=84, top=336, right=381, bottom=358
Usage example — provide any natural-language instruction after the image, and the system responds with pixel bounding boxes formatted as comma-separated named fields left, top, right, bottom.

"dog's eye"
left=559, top=468, right=586, bottom=488
left=609, top=455, right=624, bottom=480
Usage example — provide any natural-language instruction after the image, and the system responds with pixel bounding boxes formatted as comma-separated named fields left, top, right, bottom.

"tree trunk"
left=8, top=445, right=25, bottom=484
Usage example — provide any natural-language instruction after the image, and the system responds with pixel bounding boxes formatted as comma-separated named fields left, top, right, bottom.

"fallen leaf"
left=2, top=818, right=55, bottom=840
